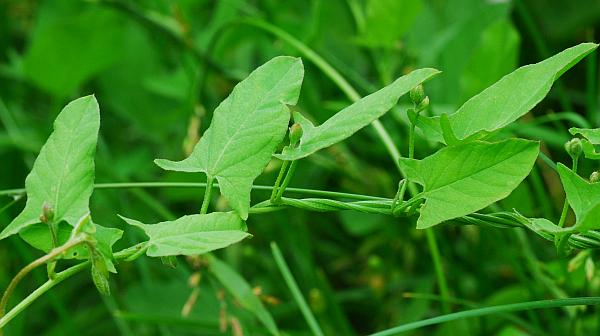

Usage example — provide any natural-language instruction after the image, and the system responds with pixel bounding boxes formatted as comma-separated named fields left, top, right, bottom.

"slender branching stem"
left=0, top=237, right=86, bottom=323
left=275, top=160, right=298, bottom=202
left=270, top=160, right=290, bottom=202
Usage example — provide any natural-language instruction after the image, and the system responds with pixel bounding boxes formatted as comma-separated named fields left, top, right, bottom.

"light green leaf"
left=570, top=127, right=600, bottom=144
left=275, top=68, right=440, bottom=161
left=207, top=254, right=280, bottom=336
left=155, top=56, right=304, bottom=219
left=557, top=163, right=600, bottom=231
left=120, top=213, right=251, bottom=257
left=0, top=95, right=100, bottom=239
left=416, top=43, right=598, bottom=143
left=398, top=139, right=540, bottom=229
left=577, top=202, right=600, bottom=232
left=358, top=0, right=423, bottom=48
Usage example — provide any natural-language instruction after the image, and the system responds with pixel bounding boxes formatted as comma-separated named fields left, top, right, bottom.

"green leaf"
left=120, top=213, right=251, bottom=257
left=358, top=0, right=423, bottom=48
left=570, top=127, right=600, bottom=144
left=275, top=68, right=440, bottom=161
left=398, top=139, right=540, bottom=229
left=155, top=56, right=304, bottom=219
left=416, top=43, right=598, bottom=143
left=207, top=254, right=280, bottom=336
left=557, top=163, right=600, bottom=231
left=0, top=95, right=100, bottom=239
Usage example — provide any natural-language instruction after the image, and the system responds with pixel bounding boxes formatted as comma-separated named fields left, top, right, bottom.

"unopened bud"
left=591, top=171, right=600, bottom=183
left=39, top=202, right=54, bottom=224
left=289, top=123, right=303, bottom=146
left=410, top=84, right=425, bottom=105
left=565, top=138, right=583, bottom=159
left=416, top=96, right=430, bottom=111
left=91, top=251, right=111, bottom=296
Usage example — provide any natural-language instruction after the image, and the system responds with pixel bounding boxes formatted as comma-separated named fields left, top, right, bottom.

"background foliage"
left=1, top=0, right=600, bottom=335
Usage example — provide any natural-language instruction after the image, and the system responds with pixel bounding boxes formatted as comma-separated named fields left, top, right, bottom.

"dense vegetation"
left=2, top=1, right=600, bottom=335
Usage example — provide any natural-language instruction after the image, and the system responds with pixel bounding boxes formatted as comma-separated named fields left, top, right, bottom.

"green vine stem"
left=274, top=160, right=298, bottom=202
left=270, top=160, right=291, bottom=202
left=0, top=236, right=86, bottom=324
left=0, top=243, right=146, bottom=331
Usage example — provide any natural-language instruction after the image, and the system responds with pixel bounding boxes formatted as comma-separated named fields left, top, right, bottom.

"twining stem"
left=270, top=160, right=291, bottom=202
left=368, top=297, right=600, bottom=336
left=0, top=242, right=146, bottom=331
left=0, top=236, right=86, bottom=323
left=271, top=242, right=324, bottom=336
left=275, top=161, right=298, bottom=202
left=200, top=177, right=214, bottom=214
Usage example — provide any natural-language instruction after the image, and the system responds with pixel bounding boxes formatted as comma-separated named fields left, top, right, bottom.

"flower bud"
left=416, top=96, right=430, bottom=111
left=39, top=202, right=54, bottom=224
left=565, top=138, right=583, bottom=159
left=410, top=84, right=425, bottom=105
left=91, top=250, right=111, bottom=296
left=590, top=171, right=600, bottom=183
left=289, top=123, right=303, bottom=146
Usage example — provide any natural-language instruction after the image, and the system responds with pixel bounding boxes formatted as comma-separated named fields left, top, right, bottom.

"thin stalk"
left=275, top=161, right=298, bottom=201
left=270, top=242, right=324, bottom=336
left=0, top=237, right=86, bottom=322
left=368, top=297, right=600, bottom=336
left=0, top=243, right=146, bottom=331
left=200, top=177, right=214, bottom=214
left=425, top=230, right=450, bottom=314
left=270, top=160, right=291, bottom=202
left=0, top=182, right=385, bottom=201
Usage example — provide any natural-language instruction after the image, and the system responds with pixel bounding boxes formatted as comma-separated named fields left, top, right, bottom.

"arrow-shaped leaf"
left=120, top=213, right=251, bottom=257
left=1, top=95, right=100, bottom=239
left=155, top=56, right=304, bottom=219
left=399, top=139, right=540, bottom=229
left=275, top=68, right=440, bottom=161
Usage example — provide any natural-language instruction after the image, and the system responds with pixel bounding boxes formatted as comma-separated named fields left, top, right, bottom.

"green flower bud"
left=410, top=84, right=425, bottom=105
left=416, top=96, right=430, bottom=111
left=91, top=250, right=111, bottom=296
left=590, top=171, right=600, bottom=183
left=39, top=202, right=54, bottom=224
left=289, top=123, right=303, bottom=146
left=565, top=138, right=583, bottom=159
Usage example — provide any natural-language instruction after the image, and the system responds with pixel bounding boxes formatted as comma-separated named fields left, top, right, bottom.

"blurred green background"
left=1, top=0, right=600, bottom=335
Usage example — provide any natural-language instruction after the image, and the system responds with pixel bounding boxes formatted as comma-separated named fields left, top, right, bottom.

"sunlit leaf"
left=275, top=68, right=440, bottom=161
left=120, top=213, right=251, bottom=257
left=155, top=56, right=304, bottom=219
left=557, top=163, right=600, bottom=231
left=399, top=139, right=539, bottom=229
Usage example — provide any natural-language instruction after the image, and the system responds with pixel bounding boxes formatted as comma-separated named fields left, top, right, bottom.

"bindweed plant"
left=3, top=42, right=600, bottom=335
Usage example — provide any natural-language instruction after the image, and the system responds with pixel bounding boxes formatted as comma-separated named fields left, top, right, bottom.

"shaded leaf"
left=120, top=213, right=250, bottom=257
left=1, top=95, right=100, bottom=239
left=275, top=68, right=440, bottom=161
left=155, top=57, right=304, bottom=219
left=208, top=254, right=280, bottom=336
left=399, top=139, right=539, bottom=228
left=416, top=43, right=598, bottom=143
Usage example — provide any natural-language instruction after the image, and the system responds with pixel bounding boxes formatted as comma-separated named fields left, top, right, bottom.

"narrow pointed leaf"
left=399, top=139, right=540, bottom=229
left=275, top=68, right=440, bottom=160
left=155, top=56, right=304, bottom=219
left=208, top=254, right=280, bottom=336
left=120, top=213, right=251, bottom=257
left=416, top=43, right=598, bottom=143
left=557, top=163, right=600, bottom=231
left=0, top=95, right=100, bottom=239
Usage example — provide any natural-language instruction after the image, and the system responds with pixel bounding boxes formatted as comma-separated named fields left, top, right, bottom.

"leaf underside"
left=275, top=67, right=440, bottom=161
left=120, top=213, right=251, bottom=257
left=399, top=139, right=540, bottom=229
left=155, top=56, right=305, bottom=219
